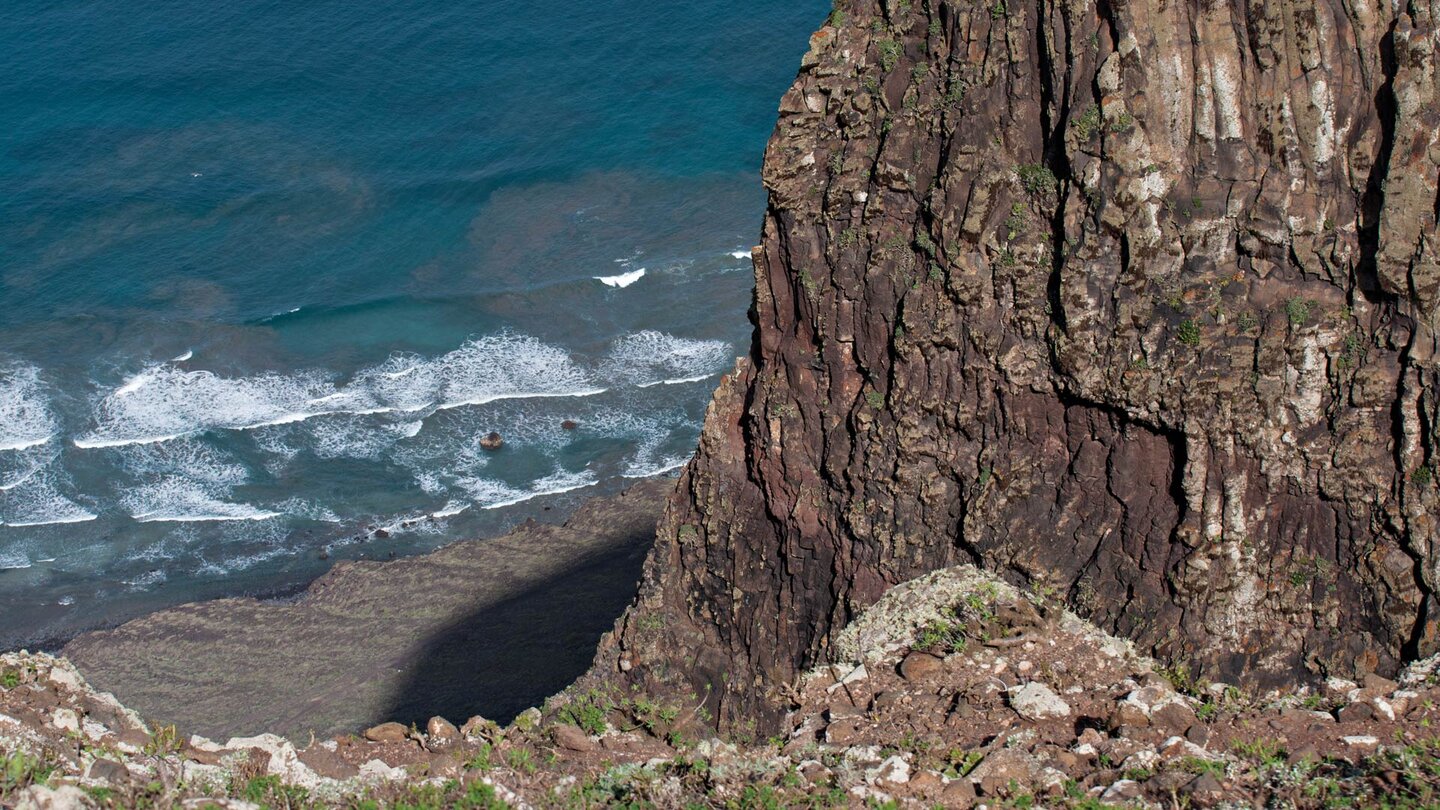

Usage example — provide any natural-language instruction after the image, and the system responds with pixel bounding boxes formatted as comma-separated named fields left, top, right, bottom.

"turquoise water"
left=0, top=0, right=825, bottom=647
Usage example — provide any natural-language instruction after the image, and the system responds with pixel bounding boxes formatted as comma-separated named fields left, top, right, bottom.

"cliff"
left=600, top=0, right=1440, bottom=730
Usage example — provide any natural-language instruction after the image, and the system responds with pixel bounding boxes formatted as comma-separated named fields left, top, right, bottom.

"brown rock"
left=1181, top=772, right=1224, bottom=803
left=296, top=745, right=359, bottom=780
left=554, top=724, right=596, bottom=752
left=85, top=758, right=129, bottom=784
left=823, top=717, right=863, bottom=745
left=1337, top=703, right=1375, bottom=725
left=479, top=432, right=504, bottom=451
left=1363, top=673, right=1399, bottom=695
left=909, top=769, right=943, bottom=792
left=940, top=778, right=978, bottom=808
left=1152, top=702, right=1197, bottom=731
left=1110, top=702, right=1151, bottom=729
left=560, top=420, right=579, bottom=430
left=362, top=722, right=409, bottom=743
left=1185, top=724, right=1211, bottom=747
left=899, top=650, right=943, bottom=681
left=426, top=716, right=460, bottom=743
left=461, top=716, right=497, bottom=739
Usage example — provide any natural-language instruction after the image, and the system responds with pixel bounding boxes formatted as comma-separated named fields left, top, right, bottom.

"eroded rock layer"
left=603, top=0, right=1440, bottom=729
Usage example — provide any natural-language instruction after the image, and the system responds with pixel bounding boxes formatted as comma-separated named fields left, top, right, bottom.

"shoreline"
left=60, top=476, right=673, bottom=742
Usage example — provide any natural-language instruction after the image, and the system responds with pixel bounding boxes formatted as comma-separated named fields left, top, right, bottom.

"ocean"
left=0, top=0, right=827, bottom=648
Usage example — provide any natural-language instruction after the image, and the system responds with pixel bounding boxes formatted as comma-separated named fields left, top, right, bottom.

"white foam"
left=623, top=456, right=689, bottom=478
left=123, top=570, right=167, bottom=590
left=600, top=331, right=730, bottom=387
left=430, top=502, right=471, bottom=519
left=595, top=268, right=646, bottom=288
left=729, top=249, right=752, bottom=259
left=0, top=550, right=31, bottom=570
left=636, top=373, right=716, bottom=388
left=2, top=470, right=96, bottom=528
left=0, top=365, right=57, bottom=452
left=456, top=468, right=599, bottom=511
left=171, top=350, right=193, bottom=362
left=76, top=333, right=603, bottom=448
left=5, top=512, right=98, bottom=528
left=122, top=476, right=278, bottom=524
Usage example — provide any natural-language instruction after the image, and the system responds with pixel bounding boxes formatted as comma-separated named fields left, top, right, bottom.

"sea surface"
left=0, top=0, right=827, bottom=648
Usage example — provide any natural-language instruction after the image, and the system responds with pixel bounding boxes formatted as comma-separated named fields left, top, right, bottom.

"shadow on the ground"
left=380, top=538, right=650, bottom=728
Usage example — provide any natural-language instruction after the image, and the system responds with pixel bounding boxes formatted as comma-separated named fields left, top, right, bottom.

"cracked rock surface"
left=598, top=0, right=1440, bottom=730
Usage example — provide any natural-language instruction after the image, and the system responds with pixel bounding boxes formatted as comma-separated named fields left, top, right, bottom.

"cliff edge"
left=601, top=0, right=1440, bottom=730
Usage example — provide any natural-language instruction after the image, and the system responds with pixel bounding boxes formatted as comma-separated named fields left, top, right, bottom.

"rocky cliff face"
left=601, top=0, right=1440, bottom=729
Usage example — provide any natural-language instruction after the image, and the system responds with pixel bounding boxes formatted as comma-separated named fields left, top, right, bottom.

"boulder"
left=1010, top=682, right=1071, bottom=721
left=362, top=721, right=409, bottom=743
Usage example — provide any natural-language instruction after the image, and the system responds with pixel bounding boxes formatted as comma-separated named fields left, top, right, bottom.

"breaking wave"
left=0, top=365, right=57, bottom=452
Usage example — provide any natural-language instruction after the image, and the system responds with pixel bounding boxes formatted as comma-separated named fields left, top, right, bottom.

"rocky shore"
left=60, top=480, right=669, bottom=742
left=7, top=564, right=1440, bottom=808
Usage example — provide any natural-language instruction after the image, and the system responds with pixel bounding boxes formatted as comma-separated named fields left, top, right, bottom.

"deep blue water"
left=0, top=0, right=826, bottom=647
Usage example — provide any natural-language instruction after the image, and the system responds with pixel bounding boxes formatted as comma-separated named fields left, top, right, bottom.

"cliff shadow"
left=379, top=538, right=651, bottom=729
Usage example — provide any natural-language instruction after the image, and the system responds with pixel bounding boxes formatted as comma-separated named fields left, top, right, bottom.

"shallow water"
left=0, top=0, right=827, bottom=647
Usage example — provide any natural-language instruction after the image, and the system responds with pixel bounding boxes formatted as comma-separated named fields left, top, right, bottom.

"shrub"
left=877, top=39, right=902, bottom=72
left=1176, top=319, right=1201, bottom=347
left=1285, top=297, right=1312, bottom=326
left=1016, top=163, right=1057, bottom=196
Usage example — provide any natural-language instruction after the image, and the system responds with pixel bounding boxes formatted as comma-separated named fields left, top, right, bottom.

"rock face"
left=601, top=0, right=1440, bottom=729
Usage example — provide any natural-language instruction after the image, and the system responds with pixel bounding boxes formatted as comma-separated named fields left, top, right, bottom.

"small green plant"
left=144, top=723, right=183, bottom=756
left=1180, top=756, right=1226, bottom=777
left=916, top=615, right=965, bottom=653
left=1176, top=319, right=1201, bottom=348
left=1016, top=163, right=1057, bottom=196
left=1109, top=111, right=1134, bottom=132
left=504, top=747, right=535, bottom=774
left=1233, top=737, right=1287, bottom=767
left=1, top=750, right=53, bottom=796
left=457, top=781, right=508, bottom=810
left=232, top=774, right=311, bottom=809
left=0, top=669, right=19, bottom=690
left=827, top=7, right=847, bottom=27
left=990, top=0, right=1007, bottom=19
left=943, top=748, right=985, bottom=778
left=1285, top=297, right=1312, bottom=326
left=1414, top=465, right=1434, bottom=486
left=466, top=744, right=494, bottom=772
left=1160, top=661, right=1201, bottom=696
left=1236, top=311, right=1258, bottom=332
left=837, top=227, right=860, bottom=248
left=877, top=39, right=902, bottom=72
left=1071, top=105, right=1101, bottom=140
left=1005, top=202, right=1027, bottom=239
left=865, top=390, right=885, bottom=409
left=557, top=690, right=613, bottom=736
left=944, top=80, right=966, bottom=109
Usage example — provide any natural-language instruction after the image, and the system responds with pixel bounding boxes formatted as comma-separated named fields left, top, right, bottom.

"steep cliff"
left=601, top=0, right=1440, bottom=729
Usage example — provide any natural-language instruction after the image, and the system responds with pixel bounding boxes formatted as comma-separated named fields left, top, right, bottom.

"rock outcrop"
left=602, top=0, right=1440, bottom=730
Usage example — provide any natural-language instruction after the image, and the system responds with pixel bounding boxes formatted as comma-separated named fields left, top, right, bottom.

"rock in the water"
left=560, top=420, right=579, bottom=430
left=479, top=432, right=504, bottom=451
left=362, top=722, right=409, bottom=743
left=1010, top=682, right=1071, bottom=721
